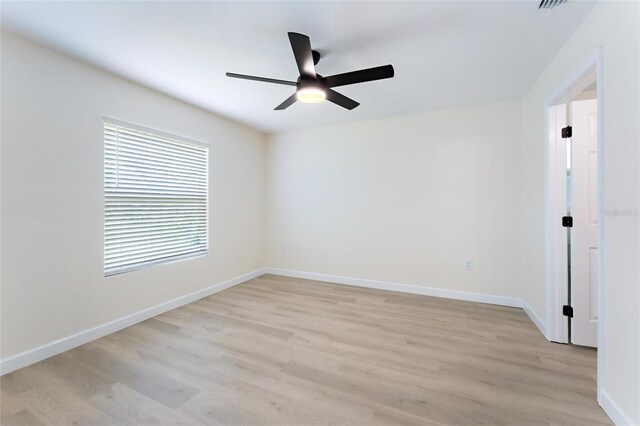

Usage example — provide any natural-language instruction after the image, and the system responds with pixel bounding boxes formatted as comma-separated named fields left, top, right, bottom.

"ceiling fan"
left=226, top=32, right=395, bottom=111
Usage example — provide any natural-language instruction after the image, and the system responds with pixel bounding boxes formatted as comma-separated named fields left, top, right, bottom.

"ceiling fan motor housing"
left=297, top=75, right=326, bottom=91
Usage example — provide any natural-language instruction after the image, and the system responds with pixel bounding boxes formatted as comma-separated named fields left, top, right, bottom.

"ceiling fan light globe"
left=296, top=87, right=326, bottom=103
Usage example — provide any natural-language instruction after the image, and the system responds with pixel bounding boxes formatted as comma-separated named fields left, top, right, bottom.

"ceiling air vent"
left=538, top=0, right=568, bottom=9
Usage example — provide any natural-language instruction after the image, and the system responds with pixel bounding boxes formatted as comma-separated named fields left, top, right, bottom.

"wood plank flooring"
left=0, top=275, right=611, bottom=425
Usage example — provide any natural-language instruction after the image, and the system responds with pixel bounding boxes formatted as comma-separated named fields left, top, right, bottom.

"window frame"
left=103, top=117, right=210, bottom=277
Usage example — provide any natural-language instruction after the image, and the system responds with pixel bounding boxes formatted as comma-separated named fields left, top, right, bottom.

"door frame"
left=544, top=47, right=604, bottom=398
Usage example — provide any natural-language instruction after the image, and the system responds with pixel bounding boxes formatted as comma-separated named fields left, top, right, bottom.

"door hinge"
left=561, top=126, right=572, bottom=138
left=562, top=216, right=573, bottom=227
left=563, top=305, right=574, bottom=318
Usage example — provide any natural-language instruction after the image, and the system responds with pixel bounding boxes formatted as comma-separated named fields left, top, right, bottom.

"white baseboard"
left=0, top=267, right=552, bottom=377
left=264, top=267, right=523, bottom=308
left=600, top=389, right=636, bottom=426
left=0, top=268, right=265, bottom=376
left=522, top=300, right=546, bottom=337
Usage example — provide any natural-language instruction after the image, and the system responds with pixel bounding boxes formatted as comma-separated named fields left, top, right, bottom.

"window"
left=104, top=119, right=208, bottom=276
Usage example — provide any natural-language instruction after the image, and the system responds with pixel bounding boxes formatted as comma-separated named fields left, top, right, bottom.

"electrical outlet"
left=281, top=246, right=287, bottom=254
left=465, top=259, right=473, bottom=270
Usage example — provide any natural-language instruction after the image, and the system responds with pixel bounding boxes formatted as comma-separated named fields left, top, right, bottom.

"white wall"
left=266, top=102, right=522, bottom=300
left=0, top=33, right=266, bottom=359
left=520, top=1, right=639, bottom=423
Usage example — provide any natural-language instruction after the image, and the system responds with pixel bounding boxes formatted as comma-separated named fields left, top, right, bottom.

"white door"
left=570, top=98, right=598, bottom=347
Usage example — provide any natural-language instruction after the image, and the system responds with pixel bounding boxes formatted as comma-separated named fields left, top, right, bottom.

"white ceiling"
left=1, top=1, right=595, bottom=133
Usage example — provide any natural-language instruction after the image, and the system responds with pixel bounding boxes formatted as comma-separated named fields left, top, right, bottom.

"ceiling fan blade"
left=326, top=89, right=359, bottom=110
left=274, top=93, right=298, bottom=110
left=288, top=32, right=316, bottom=78
left=324, top=65, right=394, bottom=88
left=226, top=72, right=297, bottom=86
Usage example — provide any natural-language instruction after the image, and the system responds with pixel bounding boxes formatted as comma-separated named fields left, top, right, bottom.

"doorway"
left=545, top=49, right=604, bottom=394
left=547, top=65, right=601, bottom=346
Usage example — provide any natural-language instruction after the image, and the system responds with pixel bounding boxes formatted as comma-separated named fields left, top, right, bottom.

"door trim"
left=544, top=47, right=604, bottom=402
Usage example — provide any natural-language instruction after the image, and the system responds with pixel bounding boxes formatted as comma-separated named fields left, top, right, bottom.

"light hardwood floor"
left=1, top=275, right=611, bottom=425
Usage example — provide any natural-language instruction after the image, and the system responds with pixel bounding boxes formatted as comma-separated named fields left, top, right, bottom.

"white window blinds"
left=104, top=120, right=208, bottom=276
